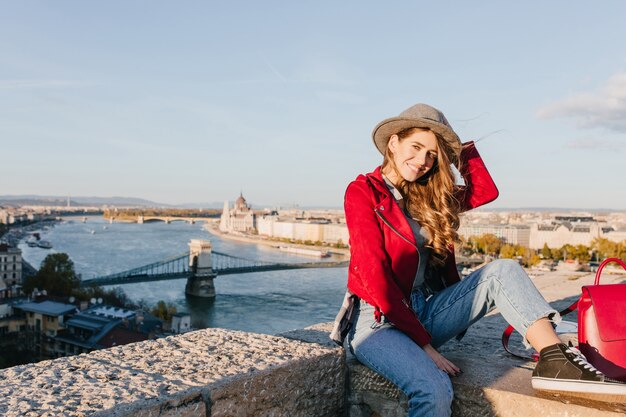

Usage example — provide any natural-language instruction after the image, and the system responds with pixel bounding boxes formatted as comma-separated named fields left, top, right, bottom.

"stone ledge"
left=285, top=320, right=626, bottom=417
left=284, top=271, right=626, bottom=417
left=2, top=269, right=624, bottom=417
left=0, top=328, right=344, bottom=417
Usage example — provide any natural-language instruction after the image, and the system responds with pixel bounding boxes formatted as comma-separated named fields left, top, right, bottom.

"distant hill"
left=1, top=195, right=234, bottom=209
left=0, top=195, right=167, bottom=207
left=176, top=201, right=230, bottom=209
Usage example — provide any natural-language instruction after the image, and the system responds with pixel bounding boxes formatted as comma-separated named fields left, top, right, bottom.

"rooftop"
left=15, top=300, right=77, bottom=316
left=0, top=244, right=20, bottom=254
left=86, top=305, right=135, bottom=319
left=462, top=223, right=530, bottom=229
left=97, top=327, right=147, bottom=348
left=66, top=313, right=115, bottom=331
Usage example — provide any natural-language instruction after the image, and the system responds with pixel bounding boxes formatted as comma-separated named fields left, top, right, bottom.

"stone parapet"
left=283, top=320, right=626, bottom=417
left=282, top=270, right=626, bottom=416
left=0, top=328, right=344, bottom=417
left=1, top=269, right=625, bottom=416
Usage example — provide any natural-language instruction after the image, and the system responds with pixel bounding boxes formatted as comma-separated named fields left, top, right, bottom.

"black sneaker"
left=532, top=343, right=626, bottom=396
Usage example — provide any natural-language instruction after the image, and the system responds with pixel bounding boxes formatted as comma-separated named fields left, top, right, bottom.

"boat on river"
left=37, top=240, right=53, bottom=249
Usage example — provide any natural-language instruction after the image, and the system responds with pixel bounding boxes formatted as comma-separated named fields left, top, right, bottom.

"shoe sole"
left=532, top=377, right=626, bottom=397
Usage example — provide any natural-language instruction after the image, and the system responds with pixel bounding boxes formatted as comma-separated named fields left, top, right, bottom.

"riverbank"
left=203, top=221, right=351, bottom=258
left=0, top=219, right=61, bottom=248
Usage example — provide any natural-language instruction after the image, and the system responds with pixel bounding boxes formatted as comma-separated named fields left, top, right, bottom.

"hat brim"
left=372, top=117, right=462, bottom=165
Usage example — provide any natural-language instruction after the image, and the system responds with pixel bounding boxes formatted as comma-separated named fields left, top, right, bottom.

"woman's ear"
left=387, top=134, right=399, bottom=153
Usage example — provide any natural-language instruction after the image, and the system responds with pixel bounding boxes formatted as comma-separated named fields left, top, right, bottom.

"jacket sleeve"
left=455, top=141, right=499, bottom=212
left=344, top=180, right=433, bottom=346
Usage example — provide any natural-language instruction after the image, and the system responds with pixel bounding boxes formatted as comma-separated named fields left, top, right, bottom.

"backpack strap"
left=501, top=298, right=579, bottom=361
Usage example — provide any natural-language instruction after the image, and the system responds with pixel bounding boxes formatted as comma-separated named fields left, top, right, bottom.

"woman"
left=343, top=103, right=626, bottom=416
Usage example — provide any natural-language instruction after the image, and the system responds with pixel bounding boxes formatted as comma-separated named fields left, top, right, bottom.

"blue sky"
left=1, top=1, right=625, bottom=209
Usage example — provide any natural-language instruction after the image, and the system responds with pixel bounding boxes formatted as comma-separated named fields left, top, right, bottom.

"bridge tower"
left=185, top=239, right=217, bottom=298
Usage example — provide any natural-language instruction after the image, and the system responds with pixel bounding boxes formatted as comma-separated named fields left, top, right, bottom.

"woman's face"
left=386, top=129, right=439, bottom=184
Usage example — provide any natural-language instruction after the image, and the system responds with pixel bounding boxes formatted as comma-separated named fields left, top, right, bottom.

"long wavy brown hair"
left=381, top=127, right=462, bottom=266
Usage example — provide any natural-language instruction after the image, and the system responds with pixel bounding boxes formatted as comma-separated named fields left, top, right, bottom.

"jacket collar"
left=365, top=166, right=404, bottom=201
left=363, top=166, right=417, bottom=247
left=364, top=166, right=389, bottom=194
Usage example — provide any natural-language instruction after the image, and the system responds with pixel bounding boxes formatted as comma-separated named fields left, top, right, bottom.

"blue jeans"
left=347, top=259, right=557, bottom=417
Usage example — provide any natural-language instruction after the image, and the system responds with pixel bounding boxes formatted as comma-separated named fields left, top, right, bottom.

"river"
left=17, top=216, right=347, bottom=335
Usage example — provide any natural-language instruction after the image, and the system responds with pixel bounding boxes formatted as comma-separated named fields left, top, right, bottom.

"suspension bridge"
left=80, top=239, right=348, bottom=298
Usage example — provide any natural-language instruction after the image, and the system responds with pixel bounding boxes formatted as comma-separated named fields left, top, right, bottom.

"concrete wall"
left=0, top=328, right=344, bottom=417
left=3, top=273, right=626, bottom=417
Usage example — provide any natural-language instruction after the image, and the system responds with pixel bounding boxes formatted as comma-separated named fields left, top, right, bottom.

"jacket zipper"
left=374, top=208, right=418, bottom=251
left=374, top=207, right=420, bottom=311
left=376, top=207, right=450, bottom=294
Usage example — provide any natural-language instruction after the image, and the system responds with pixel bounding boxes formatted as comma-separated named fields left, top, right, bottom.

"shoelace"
left=565, top=345, right=603, bottom=376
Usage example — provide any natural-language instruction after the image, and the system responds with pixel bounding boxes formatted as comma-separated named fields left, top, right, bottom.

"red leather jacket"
left=344, top=141, right=499, bottom=346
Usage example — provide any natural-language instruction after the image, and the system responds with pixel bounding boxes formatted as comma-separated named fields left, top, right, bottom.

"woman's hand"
left=422, top=344, right=462, bottom=376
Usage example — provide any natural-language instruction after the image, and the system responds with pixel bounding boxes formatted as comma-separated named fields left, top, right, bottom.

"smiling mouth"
left=406, top=163, right=425, bottom=174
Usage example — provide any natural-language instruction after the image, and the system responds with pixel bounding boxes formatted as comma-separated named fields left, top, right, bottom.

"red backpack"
left=578, top=258, right=626, bottom=381
left=502, top=257, right=626, bottom=381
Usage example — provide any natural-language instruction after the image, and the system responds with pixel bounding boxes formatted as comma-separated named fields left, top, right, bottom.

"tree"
left=499, top=244, right=517, bottom=259
left=591, top=238, right=618, bottom=259
left=475, top=234, right=503, bottom=255
left=151, top=300, right=177, bottom=321
left=560, top=244, right=576, bottom=261
left=573, top=244, right=591, bottom=263
left=618, top=240, right=626, bottom=261
left=521, top=247, right=541, bottom=268
left=73, top=286, right=135, bottom=309
left=23, top=253, right=80, bottom=297
left=541, top=243, right=551, bottom=259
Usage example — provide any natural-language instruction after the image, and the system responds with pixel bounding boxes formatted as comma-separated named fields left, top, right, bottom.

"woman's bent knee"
left=491, top=258, right=522, bottom=274
left=484, top=259, right=527, bottom=285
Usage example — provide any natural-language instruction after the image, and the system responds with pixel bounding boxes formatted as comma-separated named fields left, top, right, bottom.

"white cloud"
left=537, top=72, right=626, bottom=133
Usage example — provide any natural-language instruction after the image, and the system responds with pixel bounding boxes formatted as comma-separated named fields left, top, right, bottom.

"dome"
left=234, top=193, right=249, bottom=211
left=235, top=194, right=246, bottom=206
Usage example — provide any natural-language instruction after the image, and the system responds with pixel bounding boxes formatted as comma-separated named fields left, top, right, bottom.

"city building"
left=459, top=211, right=626, bottom=250
left=0, top=282, right=27, bottom=337
left=0, top=208, right=52, bottom=225
left=219, top=193, right=257, bottom=233
left=529, top=222, right=604, bottom=249
left=603, top=228, right=626, bottom=243
left=0, top=280, right=21, bottom=303
left=12, top=300, right=78, bottom=358
left=171, top=312, right=191, bottom=333
left=218, top=192, right=350, bottom=245
left=53, top=305, right=161, bottom=357
left=0, top=244, right=22, bottom=286
left=0, top=300, right=26, bottom=336
left=0, top=300, right=163, bottom=361
left=458, top=224, right=531, bottom=247
left=256, top=215, right=349, bottom=245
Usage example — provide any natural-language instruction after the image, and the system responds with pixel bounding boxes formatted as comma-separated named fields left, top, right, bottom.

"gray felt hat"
left=372, top=103, right=462, bottom=165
